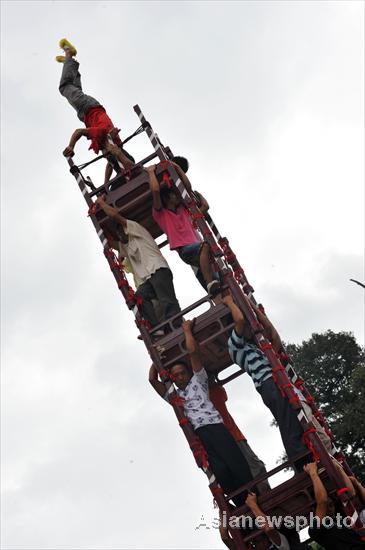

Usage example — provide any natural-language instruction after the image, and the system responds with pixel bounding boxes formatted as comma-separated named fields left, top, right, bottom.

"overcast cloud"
left=1, top=1, right=364, bottom=549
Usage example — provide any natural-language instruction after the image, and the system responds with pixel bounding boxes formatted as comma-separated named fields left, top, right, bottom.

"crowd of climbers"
left=57, top=39, right=365, bottom=550
left=150, top=317, right=365, bottom=550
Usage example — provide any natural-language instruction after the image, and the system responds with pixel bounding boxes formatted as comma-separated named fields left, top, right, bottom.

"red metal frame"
left=64, top=106, right=365, bottom=547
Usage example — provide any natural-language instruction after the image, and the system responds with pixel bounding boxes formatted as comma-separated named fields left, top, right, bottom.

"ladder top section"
left=95, top=164, right=170, bottom=242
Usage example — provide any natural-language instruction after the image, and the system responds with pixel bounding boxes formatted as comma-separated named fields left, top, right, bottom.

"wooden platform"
left=152, top=299, right=237, bottom=375
left=94, top=165, right=167, bottom=241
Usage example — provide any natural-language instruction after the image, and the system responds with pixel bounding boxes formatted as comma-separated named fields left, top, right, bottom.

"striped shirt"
left=228, top=329, right=272, bottom=389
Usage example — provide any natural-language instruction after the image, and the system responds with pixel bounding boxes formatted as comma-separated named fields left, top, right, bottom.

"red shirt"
left=84, top=106, right=114, bottom=154
left=209, top=385, right=246, bottom=442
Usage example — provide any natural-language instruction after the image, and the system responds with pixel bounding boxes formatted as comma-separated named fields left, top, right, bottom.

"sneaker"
left=59, top=38, right=77, bottom=56
left=55, top=55, right=66, bottom=63
left=207, top=280, right=220, bottom=296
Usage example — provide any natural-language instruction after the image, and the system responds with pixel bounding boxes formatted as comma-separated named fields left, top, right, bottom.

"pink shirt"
left=152, top=206, right=200, bottom=250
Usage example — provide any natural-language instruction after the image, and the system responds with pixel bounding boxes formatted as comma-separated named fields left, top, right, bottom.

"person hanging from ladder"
left=147, top=162, right=220, bottom=296
left=222, top=293, right=334, bottom=471
left=56, top=38, right=134, bottom=172
left=149, top=319, right=254, bottom=507
left=95, top=195, right=182, bottom=336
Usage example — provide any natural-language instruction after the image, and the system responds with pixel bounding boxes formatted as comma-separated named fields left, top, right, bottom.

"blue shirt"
left=228, top=329, right=272, bottom=389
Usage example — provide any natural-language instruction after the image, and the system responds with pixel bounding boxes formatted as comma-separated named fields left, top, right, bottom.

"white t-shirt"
left=176, top=368, right=223, bottom=430
left=119, top=220, right=169, bottom=286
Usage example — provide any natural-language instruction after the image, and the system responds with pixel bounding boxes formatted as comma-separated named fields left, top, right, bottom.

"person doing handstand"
left=56, top=38, right=133, bottom=175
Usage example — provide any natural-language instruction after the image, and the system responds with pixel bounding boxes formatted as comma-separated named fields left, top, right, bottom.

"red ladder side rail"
left=65, top=155, right=251, bottom=550
left=218, top=235, right=254, bottom=297
left=225, top=274, right=365, bottom=536
left=134, top=104, right=169, bottom=162
left=283, top=359, right=338, bottom=449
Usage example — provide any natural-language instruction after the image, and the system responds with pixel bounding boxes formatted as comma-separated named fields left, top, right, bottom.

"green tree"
left=286, top=330, right=365, bottom=480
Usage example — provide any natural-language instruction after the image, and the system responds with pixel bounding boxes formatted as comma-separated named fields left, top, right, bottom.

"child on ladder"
left=56, top=38, right=133, bottom=173
left=147, top=161, right=220, bottom=297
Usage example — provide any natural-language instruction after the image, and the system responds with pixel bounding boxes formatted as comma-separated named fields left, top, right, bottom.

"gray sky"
left=1, top=1, right=364, bottom=549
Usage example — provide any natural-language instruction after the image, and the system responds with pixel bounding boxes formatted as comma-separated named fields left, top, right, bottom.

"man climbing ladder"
left=56, top=38, right=133, bottom=170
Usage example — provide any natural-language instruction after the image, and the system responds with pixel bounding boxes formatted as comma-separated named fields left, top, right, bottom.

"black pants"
left=196, top=423, right=253, bottom=507
left=135, top=268, right=181, bottom=328
left=258, top=378, right=309, bottom=463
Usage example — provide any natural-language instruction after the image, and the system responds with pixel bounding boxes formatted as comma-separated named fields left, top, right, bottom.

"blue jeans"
left=178, top=242, right=203, bottom=266
left=177, top=242, right=218, bottom=291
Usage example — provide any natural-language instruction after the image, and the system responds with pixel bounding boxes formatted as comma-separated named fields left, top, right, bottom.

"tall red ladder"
left=64, top=106, right=365, bottom=548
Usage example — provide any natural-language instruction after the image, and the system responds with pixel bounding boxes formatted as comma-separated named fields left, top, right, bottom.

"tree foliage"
left=286, top=330, right=365, bottom=480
